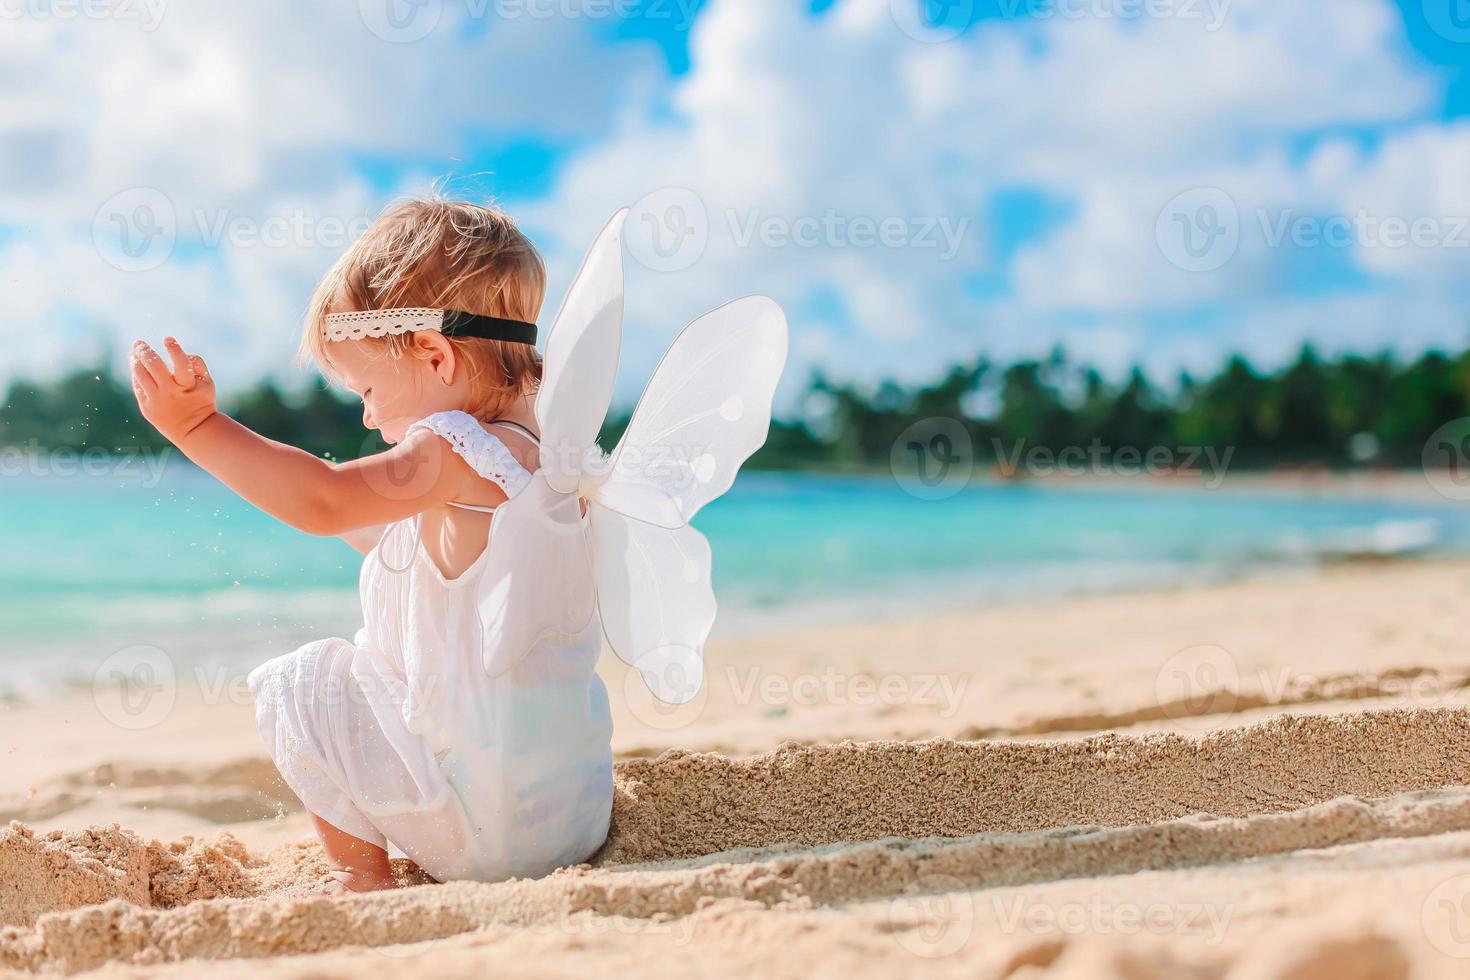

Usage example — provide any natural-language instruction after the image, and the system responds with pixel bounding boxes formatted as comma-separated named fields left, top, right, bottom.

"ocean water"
left=5, top=461, right=1470, bottom=692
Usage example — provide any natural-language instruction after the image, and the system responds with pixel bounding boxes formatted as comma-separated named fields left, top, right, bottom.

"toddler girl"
left=131, top=198, right=787, bottom=895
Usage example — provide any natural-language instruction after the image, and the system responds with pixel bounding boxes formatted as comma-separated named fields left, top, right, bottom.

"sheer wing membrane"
left=588, top=503, right=714, bottom=704
left=476, top=474, right=597, bottom=678
left=535, top=208, right=629, bottom=494
left=596, top=295, right=789, bottom=529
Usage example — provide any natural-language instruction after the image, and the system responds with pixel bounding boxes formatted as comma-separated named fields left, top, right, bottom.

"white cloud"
left=0, top=1, right=662, bottom=386
left=521, top=0, right=1454, bottom=402
left=1326, top=123, right=1470, bottom=282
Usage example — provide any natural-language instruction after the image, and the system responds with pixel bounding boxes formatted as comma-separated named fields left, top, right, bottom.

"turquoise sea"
left=5, top=458, right=1470, bottom=694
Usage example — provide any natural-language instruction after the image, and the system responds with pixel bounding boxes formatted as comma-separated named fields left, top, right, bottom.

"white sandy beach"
left=6, top=558, right=1470, bottom=977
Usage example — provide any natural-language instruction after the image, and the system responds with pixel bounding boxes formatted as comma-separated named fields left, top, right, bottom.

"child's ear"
left=414, top=331, right=457, bottom=386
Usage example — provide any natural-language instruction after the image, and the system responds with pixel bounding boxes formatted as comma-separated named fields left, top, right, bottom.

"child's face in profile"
left=325, top=339, right=455, bottom=445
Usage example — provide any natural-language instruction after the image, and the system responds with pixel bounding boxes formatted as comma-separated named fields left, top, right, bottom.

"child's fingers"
left=189, top=354, right=211, bottom=383
left=132, top=341, right=173, bottom=389
left=128, top=354, right=157, bottom=398
left=163, top=337, right=196, bottom=386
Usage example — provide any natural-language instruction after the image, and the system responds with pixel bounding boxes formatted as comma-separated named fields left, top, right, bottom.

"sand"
left=6, top=559, right=1470, bottom=976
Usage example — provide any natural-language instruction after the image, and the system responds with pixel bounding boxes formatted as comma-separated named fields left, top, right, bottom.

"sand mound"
left=5, top=708, right=1470, bottom=973
left=0, top=823, right=261, bottom=930
left=597, top=707, right=1470, bottom=863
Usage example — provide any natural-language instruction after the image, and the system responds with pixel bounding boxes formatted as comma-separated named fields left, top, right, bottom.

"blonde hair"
left=302, top=196, right=547, bottom=419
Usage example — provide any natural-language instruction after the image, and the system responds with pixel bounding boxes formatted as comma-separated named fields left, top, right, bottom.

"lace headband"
left=323, top=307, right=538, bottom=345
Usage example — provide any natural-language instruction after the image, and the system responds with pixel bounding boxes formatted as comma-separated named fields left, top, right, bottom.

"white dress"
left=246, top=410, right=614, bottom=883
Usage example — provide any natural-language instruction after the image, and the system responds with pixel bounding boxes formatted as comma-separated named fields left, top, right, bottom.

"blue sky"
left=4, top=0, right=1470, bottom=408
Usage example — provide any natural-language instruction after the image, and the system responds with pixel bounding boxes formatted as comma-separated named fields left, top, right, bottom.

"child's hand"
left=130, top=337, right=218, bottom=443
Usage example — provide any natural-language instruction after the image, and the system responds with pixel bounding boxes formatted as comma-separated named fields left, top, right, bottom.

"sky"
left=3, top=0, right=1470, bottom=409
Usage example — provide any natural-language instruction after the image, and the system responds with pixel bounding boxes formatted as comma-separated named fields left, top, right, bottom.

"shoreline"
left=4, top=550, right=1460, bottom=706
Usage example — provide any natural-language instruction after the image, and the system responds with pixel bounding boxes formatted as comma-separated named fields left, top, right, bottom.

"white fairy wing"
left=585, top=295, right=788, bottom=702
left=476, top=474, right=597, bottom=678
left=595, top=295, right=788, bottom=529
left=588, top=504, right=713, bottom=704
left=536, top=209, right=629, bottom=494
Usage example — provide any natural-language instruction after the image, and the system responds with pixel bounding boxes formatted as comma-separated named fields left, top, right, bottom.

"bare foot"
left=316, top=868, right=400, bottom=895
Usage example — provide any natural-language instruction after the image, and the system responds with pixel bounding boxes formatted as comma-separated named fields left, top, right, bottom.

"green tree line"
left=3, top=344, right=1469, bottom=472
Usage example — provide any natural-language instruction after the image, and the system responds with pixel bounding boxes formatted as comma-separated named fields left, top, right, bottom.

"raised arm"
left=130, top=338, right=482, bottom=536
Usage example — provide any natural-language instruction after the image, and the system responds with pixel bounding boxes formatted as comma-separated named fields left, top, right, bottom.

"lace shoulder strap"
left=406, top=410, right=533, bottom=498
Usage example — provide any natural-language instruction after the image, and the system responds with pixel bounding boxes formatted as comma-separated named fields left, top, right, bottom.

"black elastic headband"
left=440, top=310, right=538, bottom=346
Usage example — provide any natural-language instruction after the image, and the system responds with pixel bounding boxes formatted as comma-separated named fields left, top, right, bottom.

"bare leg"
left=310, top=812, right=398, bottom=894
